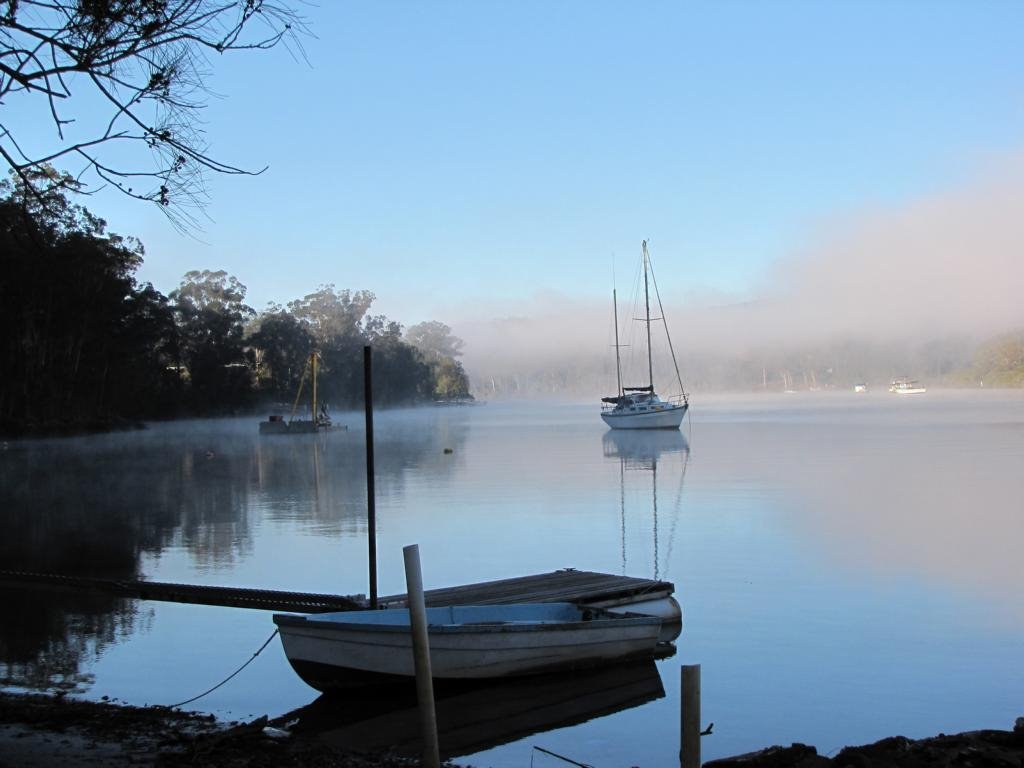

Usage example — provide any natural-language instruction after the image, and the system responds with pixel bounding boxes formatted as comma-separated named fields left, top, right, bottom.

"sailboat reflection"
left=283, top=653, right=671, bottom=759
left=602, top=428, right=689, bottom=469
left=602, top=429, right=689, bottom=641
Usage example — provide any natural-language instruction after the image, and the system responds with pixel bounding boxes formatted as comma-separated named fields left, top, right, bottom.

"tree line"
left=470, top=334, right=1023, bottom=399
left=0, top=170, right=470, bottom=436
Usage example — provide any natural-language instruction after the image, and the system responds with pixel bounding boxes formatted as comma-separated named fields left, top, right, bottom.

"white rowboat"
left=273, top=603, right=663, bottom=691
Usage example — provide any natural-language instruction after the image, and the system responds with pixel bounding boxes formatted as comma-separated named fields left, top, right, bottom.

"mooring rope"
left=162, top=629, right=279, bottom=709
left=532, top=745, right=594, bottom=768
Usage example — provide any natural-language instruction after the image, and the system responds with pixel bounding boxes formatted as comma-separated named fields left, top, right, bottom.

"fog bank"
left=453, top=152, right=1024, bottom=394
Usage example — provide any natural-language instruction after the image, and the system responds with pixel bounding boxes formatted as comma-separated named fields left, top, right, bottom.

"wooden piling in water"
left=403, top=544, right=440, bottom=768
left=681, top=663, right=701, bottom=768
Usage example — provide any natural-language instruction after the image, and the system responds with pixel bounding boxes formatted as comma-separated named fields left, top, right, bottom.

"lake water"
left=2, top=391, right=1023, bottom=766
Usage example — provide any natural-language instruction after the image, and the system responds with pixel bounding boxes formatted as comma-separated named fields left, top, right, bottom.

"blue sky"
left=33, top=1, right=1024, bottom=326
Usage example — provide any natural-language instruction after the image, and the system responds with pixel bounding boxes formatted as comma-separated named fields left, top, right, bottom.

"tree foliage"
left=0, top=170, right=474, bottom=435
left=405, top=320, right=464, bottom=360
left=405, top=320, right=470, bottom=400
left=169, top=269, right=254, bottom=412
left=0, top=166, right=471, bottom=434
left=247, top=308, right=313, bottom=402
left=0, top=168, right=178, bottom=432
left=0, top=0, right=305, bottom=224
left=287, top=286, right=376, bottom=347
left=973, top=332, right=1024, bottom=387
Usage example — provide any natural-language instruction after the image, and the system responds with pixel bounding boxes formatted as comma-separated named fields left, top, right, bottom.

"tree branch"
left=0, top=0, right=307, bottom=224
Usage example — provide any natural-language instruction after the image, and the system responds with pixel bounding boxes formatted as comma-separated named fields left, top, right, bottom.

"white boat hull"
left=273, top=603, right=662, bottom=691
left=601, top=403, right=687, bottom=430
left=889, top=379, right=926, bottom=394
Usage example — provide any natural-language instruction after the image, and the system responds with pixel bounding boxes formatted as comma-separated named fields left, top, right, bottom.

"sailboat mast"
left=311, top=352, right=318, bottom=421
left=642, top=240, right=654, bottom=393
left=613, top=289, right=623, bottom=397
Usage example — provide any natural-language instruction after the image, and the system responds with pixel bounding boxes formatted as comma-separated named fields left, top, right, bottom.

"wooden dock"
left=0, top=568, right=672, bottom=614
left=0, top=570, right=362, bottom=612
left=383, top=569, right=675, bottom=611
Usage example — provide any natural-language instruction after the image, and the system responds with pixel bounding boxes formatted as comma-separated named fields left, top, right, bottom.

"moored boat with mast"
left=600, top=241, right=689, bottom=430
left=259, top=351, right=334, bottom=434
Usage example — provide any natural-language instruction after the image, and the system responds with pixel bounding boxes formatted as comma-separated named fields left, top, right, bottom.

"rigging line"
left=652, top=456, right=659, bottom=581
left=161, top=629, right=279, bottom=710
left=532, top=745, right=594, bottom=768
left=620, top=453, right=627, bottom=576
left=647, top=248, right=688, bottom=398
left=660, top=445, right=690, bottom=579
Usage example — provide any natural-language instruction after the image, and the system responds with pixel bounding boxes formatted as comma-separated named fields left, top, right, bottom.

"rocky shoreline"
left=1, top=691, right=1021, bottom=767
left=705, top=717, right=1024, bottom=768
left=0, top=692, right=444, bottom=767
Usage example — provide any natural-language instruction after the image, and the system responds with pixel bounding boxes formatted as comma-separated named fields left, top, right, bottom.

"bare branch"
left=0, top=0, right=308, bottom=225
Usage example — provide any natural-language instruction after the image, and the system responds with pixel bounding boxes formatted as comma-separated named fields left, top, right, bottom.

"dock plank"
left=0, top=569, right=672, bottom=613
left=380, top=569, right=673, bottom=609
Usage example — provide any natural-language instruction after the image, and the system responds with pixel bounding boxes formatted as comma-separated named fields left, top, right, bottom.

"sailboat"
left=600, top=241, right=689, bottom=430
left=259, top=351, right=335, bottom=435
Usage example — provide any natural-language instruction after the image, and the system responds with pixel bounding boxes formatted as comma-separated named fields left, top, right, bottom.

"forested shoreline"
left=469, top=330, right=1024, bottom=399
left=0, top=170, right=470, bottom=438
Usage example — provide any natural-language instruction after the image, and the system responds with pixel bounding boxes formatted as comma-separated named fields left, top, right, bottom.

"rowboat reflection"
left=283, top=651, right=670, bottom=758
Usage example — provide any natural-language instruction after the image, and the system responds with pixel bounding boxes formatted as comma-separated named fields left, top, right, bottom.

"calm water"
left=2, top=392, right=1023, bottom=766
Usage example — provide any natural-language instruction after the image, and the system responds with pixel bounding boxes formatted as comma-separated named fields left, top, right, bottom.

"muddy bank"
left=0, top=692, right=451, bottom=767
left=706, top=716, right=1024, bottom=767
left=3, top=690, right=1022, bottom=767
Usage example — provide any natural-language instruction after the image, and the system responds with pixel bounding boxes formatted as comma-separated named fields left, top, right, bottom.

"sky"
left=10, top=1, right=1024, bottom=356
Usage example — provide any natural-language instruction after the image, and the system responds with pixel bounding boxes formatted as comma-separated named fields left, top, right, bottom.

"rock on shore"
left=705, top=717, right=1024, bottom=768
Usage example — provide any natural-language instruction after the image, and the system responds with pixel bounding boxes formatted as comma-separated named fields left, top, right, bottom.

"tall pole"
left=363, top=345, right=378, bottom=609
left=613, top=289, right=623, bottom=398
left=642, top=240, right=654, bottom=393
left=311, top=352, right=318, bottom=421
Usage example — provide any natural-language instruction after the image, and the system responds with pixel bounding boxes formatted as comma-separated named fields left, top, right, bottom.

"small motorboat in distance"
left=273, top=603, right=663, bottom=692
left=889, top=378, right=926, bottom=394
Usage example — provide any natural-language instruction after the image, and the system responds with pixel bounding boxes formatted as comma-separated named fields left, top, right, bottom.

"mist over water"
left=454, top=154, right=1024, bottom=395
left=1, top=394, right=1022, bottom=765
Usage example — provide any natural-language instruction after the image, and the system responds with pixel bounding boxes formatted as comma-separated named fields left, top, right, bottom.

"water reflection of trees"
left=0, top=412, right=468, bottom=692
left=254, top=410, right=470, bottom=533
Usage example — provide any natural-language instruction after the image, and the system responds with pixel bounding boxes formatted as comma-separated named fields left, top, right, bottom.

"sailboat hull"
left=601, top=403, right=686, bottom=430
left=259, top=419, right=320, bottom=435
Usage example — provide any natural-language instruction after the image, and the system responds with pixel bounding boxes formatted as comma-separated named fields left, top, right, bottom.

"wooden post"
left=363, top=345, right=377, bottom=609
left=403, top=544, right=440, bottom=768
left=681, top=664, right=701, bottom=768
